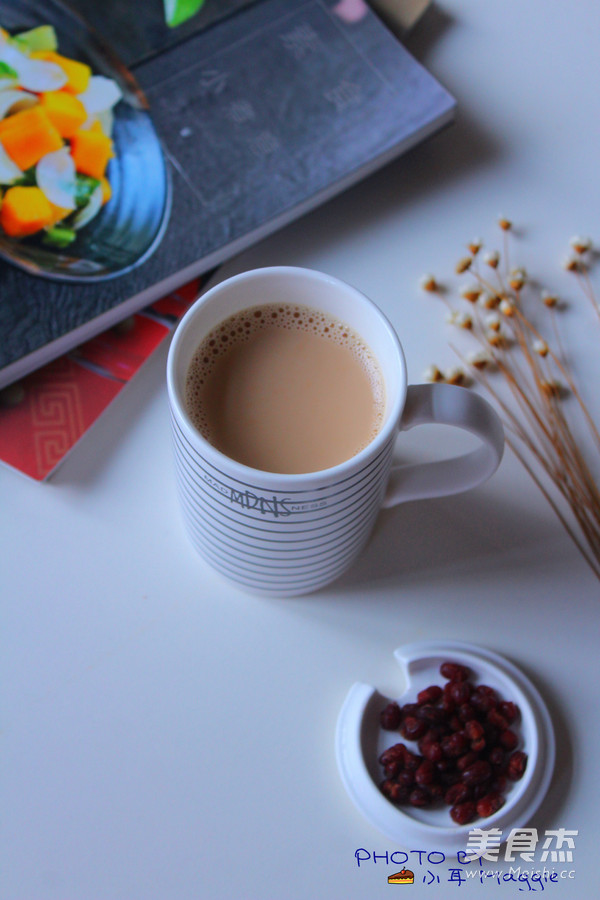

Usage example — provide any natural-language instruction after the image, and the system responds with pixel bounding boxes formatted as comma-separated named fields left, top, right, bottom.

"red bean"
left=380, top=701, right=402, bottom=730
left=440, top=662, right=470, bottom=681
left=401, top=716, right=428, bottom=741
left=379, top=662, right=526, bottom=825
left=381, top=779, right=410, bottom=804
left=488, top=708, right=509, bottom=730
left=379, top=743, right=406, bottom=766
left=415, top=760, right=436, bottom=786
left=462, top=760, right=492, bottom=786
left=499, top=701, right=520, bottom=723
left=417, top=685, right=443, bottom=705
left=450, top=801, right=477, bottom=825
left=465, top=720, right=485, bottom=741
left=500, top=729, right=519, bottom=751
left=409, top=787, right=431, bottom=807
left=444, top=782, right=471, bottom=806
left=442, top=731, right=469, bottom=758
left=449, top=681, right=472, bottom=705
left=476, top=792, right=505, bottom=818
left=507, top=750, right=528, bottom=780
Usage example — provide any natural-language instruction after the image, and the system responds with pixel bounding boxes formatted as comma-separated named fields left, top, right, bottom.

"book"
left=0, top=274, right=210, bottom=480
left=0, top=0, right=455, bottom=390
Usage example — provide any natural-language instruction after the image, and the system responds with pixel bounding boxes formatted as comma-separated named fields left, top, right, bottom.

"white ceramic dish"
left=335, top=641, right=555, bottom=852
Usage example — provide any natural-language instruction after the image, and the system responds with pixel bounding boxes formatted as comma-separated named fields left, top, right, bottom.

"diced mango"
left=70, top=128, right=113, bottom=179
left=31, top=51, right=91, bottom=94
left=0, top=186, right=53, bottom=237
left=48, top=202, right=72, bottom=226
left=39, top=91, right=87, bottom=138
left=0, top=106, right=63, bottom=170
left=99, top=176, right=112, bottom=205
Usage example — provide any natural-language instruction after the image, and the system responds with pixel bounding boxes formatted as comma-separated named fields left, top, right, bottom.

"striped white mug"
left=167, top=267, right=504, bottom=596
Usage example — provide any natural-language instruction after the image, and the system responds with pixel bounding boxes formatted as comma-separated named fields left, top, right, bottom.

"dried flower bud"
left=460, top=284, right=482, bottom=303
left=478, top=291, right=500, bottom=310
left=500, top=298, right=516, bottom=317
left=487, top=330, right=506, bottom=348
left=541, top=290, right=559, bottom=307
left=468, top=351, right=493, bottom=370
left=420, top=273, right=439, bottom=292
left=508, top=268, right=526, bottom=290
left=486, top=313, right=501, bottom=332
left=446, top=367, right=468, bottom=386
left=455, top=257, right=472, bottom=274
left=484, top=251, right=500, bottom=269
left=498, top=216, right=512, bottom=231
left=540, top=379, right=562, bottom=398
left=569, top=235, right=592, bottom=254
left=468, top=238, right=483, bottom=255
left=533, top=339, right=549, bottom=357
left=447, top=310, right=473, bottom=330
left=423, top=365, right=445, bottom=383
left=562, top=255, right=580, bottom=272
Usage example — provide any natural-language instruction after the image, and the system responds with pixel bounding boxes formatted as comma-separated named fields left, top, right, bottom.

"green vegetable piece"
left=74, top=173, right=101, bottom=209
left=14, top=25, right=58, bottom=52
left=42, top=226, right=77, bottom=249
left=0, top=61, right=18, bottom=79
left=14, top=167, right=37, bottom=187
left=163, top=0, right=205, bottom=28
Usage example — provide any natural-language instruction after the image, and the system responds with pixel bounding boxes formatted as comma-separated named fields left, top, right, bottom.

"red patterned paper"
left=0, top=278, right=205, bottom=481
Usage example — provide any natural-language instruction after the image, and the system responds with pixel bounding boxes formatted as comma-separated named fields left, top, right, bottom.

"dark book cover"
left=0, top=0, right=455, bottom=388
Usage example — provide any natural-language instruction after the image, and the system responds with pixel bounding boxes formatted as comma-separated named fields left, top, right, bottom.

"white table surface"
left=2, top=1, right=599, bottom=897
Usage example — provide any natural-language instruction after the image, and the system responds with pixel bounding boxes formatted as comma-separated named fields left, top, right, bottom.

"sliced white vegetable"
left=72, top=184, right=103, bottom=230
left=0, top=42, right=67, bottom=92
left=77, top=75, right=122, bottom=116
left=0, top=89, right=38, bottom=120
left=0, top=141, right=22, bottom=184
left=97, top=108, right=114, bottom=137
left=36, top=148, right=78, bottom=211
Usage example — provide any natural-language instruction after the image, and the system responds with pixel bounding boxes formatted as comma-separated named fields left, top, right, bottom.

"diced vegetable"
left=0, top=60, right=17, bottom=79
left=0, top=42, right=67, bottom=91
left=0, top=90, right=38, bottom=121
left=0, top=185, right=53, bottom=237
left=42, top=224, right=76, bottom=248
left=48, top=201, right=72, bottom=225
left=164, top=0, right=206, bottom=28
left=0, top=142, right=22, bottom=185
left=0, top=106, right=63, bottom=171
left=70, top=128, right=113, bottom=179
left=72, top=183, right=103, bottom=230
left=0, top=22, right=122, bottom=242
left=36, top=147, right=78, bottom=210
left=31, top=50, right=91, bottom=94
left=13, top=166, right=36, bottom=187
left=39, top=91, right=87, bottom=138
left=77, top=75, right=122, bottom=116
left=99, top=175, right=112, bottom=205
left=74, top=173, right=101, bottom=208
left=14, top=25, right=58, bottom=53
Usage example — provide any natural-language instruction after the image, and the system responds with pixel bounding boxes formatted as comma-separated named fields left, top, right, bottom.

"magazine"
left=0, top=0, right=455, bottom=389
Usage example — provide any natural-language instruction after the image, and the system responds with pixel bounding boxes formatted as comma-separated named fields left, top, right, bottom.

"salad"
left=0, top=24, right=122, bottom=248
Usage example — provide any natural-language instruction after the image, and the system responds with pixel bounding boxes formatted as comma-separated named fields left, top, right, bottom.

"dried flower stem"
left=422, top=225, right=600, bottom=581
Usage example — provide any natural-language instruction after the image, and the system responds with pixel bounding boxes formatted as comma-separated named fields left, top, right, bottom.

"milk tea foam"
left=184, top=303, right=386, bottom=474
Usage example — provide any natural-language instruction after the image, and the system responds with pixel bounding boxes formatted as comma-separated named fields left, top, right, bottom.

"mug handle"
left=382, top=383, right=504, bottom=507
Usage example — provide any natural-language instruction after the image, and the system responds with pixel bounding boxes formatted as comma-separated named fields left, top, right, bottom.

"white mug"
left=167, top=267, right=504, bottom=596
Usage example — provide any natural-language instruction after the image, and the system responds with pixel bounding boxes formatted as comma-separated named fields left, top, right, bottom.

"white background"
left=2, top=0, right=599, bottom=897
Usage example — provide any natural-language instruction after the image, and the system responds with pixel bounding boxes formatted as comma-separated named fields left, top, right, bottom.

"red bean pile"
left=379, top=661, right=528, bottom=825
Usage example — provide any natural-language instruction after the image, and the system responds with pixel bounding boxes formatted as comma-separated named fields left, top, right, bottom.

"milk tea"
left=184, top=303, right=385, bottom=474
